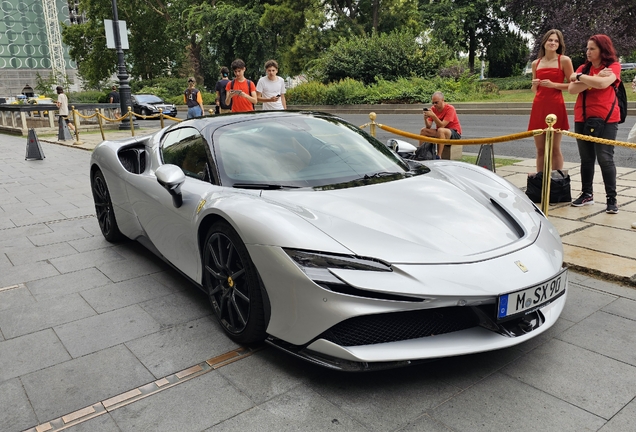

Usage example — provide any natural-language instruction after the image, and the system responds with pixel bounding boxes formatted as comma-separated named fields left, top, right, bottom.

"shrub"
left=286, top=81, right=328, bottom=105
left=483, top=76, right=532, bottom=91
left=310, top=30, right=452, bottom=85
left=67, top=90, right=104, bottom=103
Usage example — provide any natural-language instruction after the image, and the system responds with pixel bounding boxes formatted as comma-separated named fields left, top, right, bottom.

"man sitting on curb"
left=419, top=91, right=462, bottom=159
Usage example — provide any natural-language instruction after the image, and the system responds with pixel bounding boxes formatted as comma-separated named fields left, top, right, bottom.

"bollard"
left=72, top=106, right=80, bottom=143
left=540, top=114, right=557, bottom=216
left=159, top=108, right=164, bottom=129
left=369, top=112, right=377, bottom=137
left=96, top=108, right=105, bottom=141
left=128, top=107, right=135, bottom=137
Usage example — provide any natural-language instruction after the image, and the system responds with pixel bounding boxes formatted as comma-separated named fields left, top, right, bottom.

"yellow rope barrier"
left=559, top=130, right=636, bottom=150
left=72, top=110, right=98, bottom=120
left=376, top=123, right=543, bottom=145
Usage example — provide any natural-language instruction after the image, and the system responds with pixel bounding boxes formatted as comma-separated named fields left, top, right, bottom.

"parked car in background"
left=131, top=94, right=177, bottom=117
left=621, top=63, right=636, bottom=70
left=27, top=96, right=55, bottom=116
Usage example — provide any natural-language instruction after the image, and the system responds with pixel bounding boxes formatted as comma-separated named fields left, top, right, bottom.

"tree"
left=486, top=30, right=529, bottom=77
left=421, top=0, right=513, bottom=73
left=506, top=0, right=636, bottom=65
left=62, top=0, right=190, bottom=88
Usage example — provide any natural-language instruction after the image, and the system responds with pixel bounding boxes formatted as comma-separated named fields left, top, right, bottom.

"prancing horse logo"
left=515, top=261, right=528, bottom=273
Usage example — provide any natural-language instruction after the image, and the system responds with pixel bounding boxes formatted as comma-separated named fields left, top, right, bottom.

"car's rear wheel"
left=203, top=222, right=266, bottom=344
left=91, top=169, right=125, bottom=242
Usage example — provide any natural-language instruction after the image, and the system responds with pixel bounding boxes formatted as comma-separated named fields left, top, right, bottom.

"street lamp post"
left=110, top=0, right=136, bottom=130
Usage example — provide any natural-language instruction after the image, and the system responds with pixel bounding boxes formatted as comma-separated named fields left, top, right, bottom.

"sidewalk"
left=40, top=126, right=636, bottom=286
left=3, top=130, right=636, bottom=432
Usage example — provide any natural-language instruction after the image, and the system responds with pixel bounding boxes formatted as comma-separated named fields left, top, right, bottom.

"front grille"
left=318, top=307, right=481, bottom=347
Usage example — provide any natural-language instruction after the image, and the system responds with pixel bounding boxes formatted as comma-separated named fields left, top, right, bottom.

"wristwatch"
left=576, top=73, right=583, bottom=81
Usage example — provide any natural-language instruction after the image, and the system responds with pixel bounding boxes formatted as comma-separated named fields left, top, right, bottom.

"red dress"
left=528, top=55, right=570, bottom=131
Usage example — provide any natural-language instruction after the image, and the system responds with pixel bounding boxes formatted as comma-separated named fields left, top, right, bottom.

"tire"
left=91, top=169, right=125, bottom=242
left=203, top=222, right=266, bottom=344
left=141, top=108, right=149, bottom=116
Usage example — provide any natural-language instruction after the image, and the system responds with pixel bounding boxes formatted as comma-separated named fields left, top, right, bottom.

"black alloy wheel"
left=203, top=222, right=265, bottom=344
left=91, top=169, right=124, bottom=242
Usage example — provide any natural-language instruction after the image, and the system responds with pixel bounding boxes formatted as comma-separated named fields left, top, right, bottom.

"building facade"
left=0, top=0, right=79, bottom=97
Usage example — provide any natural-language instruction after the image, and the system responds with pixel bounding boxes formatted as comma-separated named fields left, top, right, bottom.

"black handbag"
left=526, top=170, right=571, bottom=204
left=583, top=117, right=605, bottom=138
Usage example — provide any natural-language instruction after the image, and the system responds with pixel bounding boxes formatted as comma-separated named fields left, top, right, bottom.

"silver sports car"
left=90, top=111, right=567, bottom=371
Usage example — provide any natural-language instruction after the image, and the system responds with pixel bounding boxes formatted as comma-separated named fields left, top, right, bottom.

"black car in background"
left=131, top=94, right=177, bottom=117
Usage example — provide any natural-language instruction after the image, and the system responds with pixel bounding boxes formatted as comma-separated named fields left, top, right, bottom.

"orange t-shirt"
left=226, top=79, right=255, bottom=112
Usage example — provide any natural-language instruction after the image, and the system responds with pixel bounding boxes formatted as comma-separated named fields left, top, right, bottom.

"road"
left=338, top=113, right=636, bottom=168
left=136, top=110, right=636, bottom=168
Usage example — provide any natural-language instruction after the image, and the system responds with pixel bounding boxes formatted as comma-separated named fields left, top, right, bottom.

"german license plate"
left=497, top=268, right=567, bottom=320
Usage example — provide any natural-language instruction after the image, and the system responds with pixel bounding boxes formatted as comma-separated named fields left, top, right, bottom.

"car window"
left=212, top=115, right=411, bottom=188
left=161, top=127, right=212, bottom=182
left=136, top=95, right=163, bottom=104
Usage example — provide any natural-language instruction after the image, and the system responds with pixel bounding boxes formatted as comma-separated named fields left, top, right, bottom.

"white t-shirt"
left=256, top=76, right=286, bottom=110
left=57, top=93, right=69, bottom=116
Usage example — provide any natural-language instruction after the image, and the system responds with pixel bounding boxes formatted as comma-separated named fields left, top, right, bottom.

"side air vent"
left=118, top=147, right=147, bottom=174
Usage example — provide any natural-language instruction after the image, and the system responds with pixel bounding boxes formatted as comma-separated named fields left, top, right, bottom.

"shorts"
left=450, top=129, right=461, bottom=139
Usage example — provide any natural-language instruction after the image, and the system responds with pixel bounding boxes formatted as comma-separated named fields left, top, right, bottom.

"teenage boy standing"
left=256, top=60, right=286, bottom=110
left=225, top=59, right=258, bottom=113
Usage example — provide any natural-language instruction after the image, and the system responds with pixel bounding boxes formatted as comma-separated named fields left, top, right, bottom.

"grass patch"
left=461, top=155, right=522, bottom=167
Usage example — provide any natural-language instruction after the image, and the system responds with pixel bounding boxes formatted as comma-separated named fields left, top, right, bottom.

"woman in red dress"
left=528, top=29, right=574, bottom=172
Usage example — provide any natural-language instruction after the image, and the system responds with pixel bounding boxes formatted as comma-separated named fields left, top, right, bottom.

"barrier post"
left=540, top=114, right=557, bottom=216
left=96, top=108, right=105, bottom=141
left=128, top=107, right=135, bottom=136
left=159, top=108, right=164, bottom=129
left=369, top=112, right=377, bottom=137
left=72, top=106, right=80, bottom=143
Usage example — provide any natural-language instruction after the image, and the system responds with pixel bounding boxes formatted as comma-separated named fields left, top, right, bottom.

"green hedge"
left=287, top=75, right=498, bottom=105
left=482, top=76, right=532, bottom=91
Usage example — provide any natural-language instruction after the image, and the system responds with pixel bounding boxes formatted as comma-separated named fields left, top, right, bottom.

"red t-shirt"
left=226, top=79, right=256, bottom=112
left=431, top=103, right=462, bottom=135
left=574, top=62, right=621, bottom=123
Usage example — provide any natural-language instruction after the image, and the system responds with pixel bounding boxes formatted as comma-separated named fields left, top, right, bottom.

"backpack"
left=230, top=79, right=254, bottom=109
left=412, top=142, right=436, bottom=160
left=615, top=80, right=627, bottom=124
left=581, top=62, right=627, bottom=124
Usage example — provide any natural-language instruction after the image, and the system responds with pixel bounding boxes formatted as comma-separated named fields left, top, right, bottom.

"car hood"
left=261, top=167, right=542, bottom=264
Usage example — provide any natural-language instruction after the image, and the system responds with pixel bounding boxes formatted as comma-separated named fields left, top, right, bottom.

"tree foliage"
left=309, top=30, right=452, bottom=85
left=486, top=30, right=529, bottom=77
left=506, top=0, right=636, bottom=65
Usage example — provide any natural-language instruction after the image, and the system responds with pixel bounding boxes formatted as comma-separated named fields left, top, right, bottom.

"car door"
left=126, top=126, right=217, bottom=281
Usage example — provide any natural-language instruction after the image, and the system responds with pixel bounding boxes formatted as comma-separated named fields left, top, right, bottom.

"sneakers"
left=572, top=192, right=594, bottom=207
left=606, top=197, right=618, bottom=214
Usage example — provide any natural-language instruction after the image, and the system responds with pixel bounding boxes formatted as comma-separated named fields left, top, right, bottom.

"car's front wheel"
left=141, top=108, right=149, bottom=116
left=91, top=169, right=125, bottom=242
left=203, top=222, right=266, bottom=344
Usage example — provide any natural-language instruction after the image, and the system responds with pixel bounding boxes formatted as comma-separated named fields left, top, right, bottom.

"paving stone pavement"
left=1, top=131, right=635, bottom=432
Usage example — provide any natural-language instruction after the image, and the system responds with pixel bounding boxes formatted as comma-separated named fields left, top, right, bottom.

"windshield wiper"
left=232, top=183, right=301, bottom=190
left=365, top=171, right=403, bottom=179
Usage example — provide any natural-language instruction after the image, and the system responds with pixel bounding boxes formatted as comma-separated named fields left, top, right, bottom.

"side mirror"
left=156, top=164, right=185, bottom=208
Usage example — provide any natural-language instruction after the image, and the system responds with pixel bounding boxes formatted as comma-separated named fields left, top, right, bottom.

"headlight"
left=284, top=249, right=426, bottom=302
left=284, top=249, right=391, bottom=284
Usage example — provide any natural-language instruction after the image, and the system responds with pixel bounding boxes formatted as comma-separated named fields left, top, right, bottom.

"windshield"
left=213, top=114, right=415, bottom=188
left=136, top=95, right=164, bottom=104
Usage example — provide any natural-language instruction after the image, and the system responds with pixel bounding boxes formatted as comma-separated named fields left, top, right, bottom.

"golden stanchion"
left=208, top=109, right=214, bottom=116
left=72, top=106, right=80, bottom=143
left=128, top=107, right=135, bottom=137
left=369, top=112, right=377, bottom=137
left=540, top=114, right=557, bottom=216
left=96, top=108, right=105, bottom=141
left=159, top=108, right=164, bottom=129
